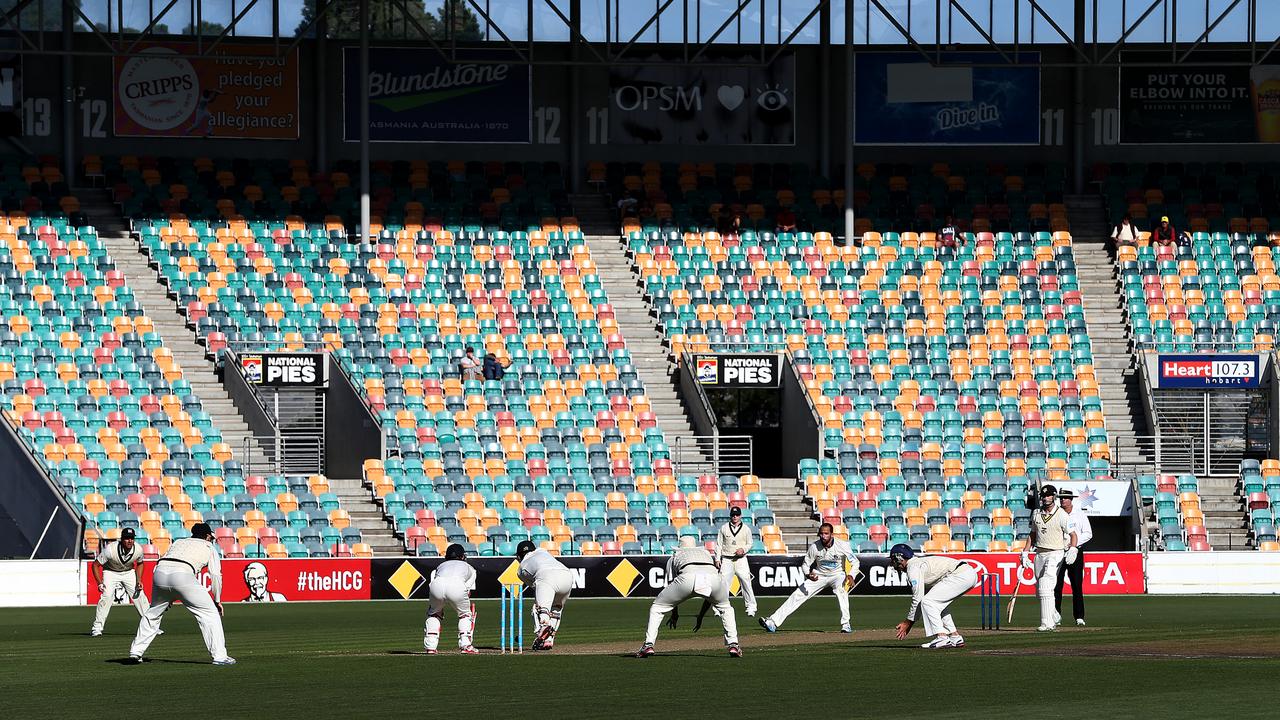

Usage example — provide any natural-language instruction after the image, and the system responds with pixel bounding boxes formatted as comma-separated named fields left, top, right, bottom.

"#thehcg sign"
left=1157, top=354, right=1262, bottom=389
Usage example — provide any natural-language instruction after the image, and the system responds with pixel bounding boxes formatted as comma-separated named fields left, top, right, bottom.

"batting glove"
left=1064, top=547, right=1078, bottom=565
left=1020, top=551, right=1032, bottom=569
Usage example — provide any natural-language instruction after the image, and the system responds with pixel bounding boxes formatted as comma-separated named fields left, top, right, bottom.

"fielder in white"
left=716, top=507, right=757, bottom=617
left=635, top=536, right=740, bottom=658
left=515, top=540, right=572, bottom=651
left=1021, top=484, right=1078, bottom=632
left=759, top=523, right=858, bottom=633
left=424, top=544, right=479, bottom=655
left=89, top=527, right=148, bottom=637
left=128, top=523, right=235, bottom=665
left=889, top=543, right=979, bottom=649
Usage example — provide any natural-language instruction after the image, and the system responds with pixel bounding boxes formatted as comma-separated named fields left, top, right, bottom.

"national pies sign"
left=241, top=352, right=328, bottom=388
left=1156, top=354, right=1262, bottom=389
left=693, top=353, right=781, bottom=388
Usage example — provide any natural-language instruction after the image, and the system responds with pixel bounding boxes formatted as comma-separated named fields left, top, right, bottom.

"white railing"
left=673, top=435, right=753, bottom=477
left=241, top=434, right=324, bottom=477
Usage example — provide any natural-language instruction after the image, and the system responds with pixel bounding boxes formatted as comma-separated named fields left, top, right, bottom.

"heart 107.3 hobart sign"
left=1156, top=354, right=1263, bottom=389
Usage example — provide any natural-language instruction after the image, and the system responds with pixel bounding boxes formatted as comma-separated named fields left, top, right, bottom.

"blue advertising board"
left=855, top=52, right=1040, bottom=145
left=343, top=48, right=530, bottom=143
left=1157, top=354, right=1262, bottom=389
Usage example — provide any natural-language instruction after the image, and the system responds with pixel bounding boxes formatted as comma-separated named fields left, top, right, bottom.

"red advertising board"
left=955, top=552, right=1145, bottom=595
left=86, top=559, right=371, bottom=605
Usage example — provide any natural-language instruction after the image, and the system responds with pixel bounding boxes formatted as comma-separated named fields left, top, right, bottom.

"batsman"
left=515, top=541, right=573, bottom=651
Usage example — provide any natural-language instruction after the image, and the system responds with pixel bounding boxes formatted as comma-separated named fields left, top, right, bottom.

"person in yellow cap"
left=1152, top=215, right=1177, bottom=246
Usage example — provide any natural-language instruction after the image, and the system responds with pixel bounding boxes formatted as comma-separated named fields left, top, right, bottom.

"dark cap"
left=120, top=527, right=136, bottom=540
left=1058, top=489, right=1076, bottom=499
left=190, top=522, right=214, bottom=538
left=729, top=506, right=742, bottom=517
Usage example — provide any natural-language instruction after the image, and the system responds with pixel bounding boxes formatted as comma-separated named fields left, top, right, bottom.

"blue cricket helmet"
left=889, top=543, right=914, bottom=561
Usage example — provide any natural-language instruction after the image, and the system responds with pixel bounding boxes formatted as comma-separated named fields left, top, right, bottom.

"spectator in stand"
left=1111, top=214, right=1139, bottom=247
left=716, top=209, right=743, bottom=237
left=617, top=192, right=640, bottom=219
left=1152, top=216, right=1178, bottom=246
left=938, top=215, right=959, bottom=249
left=775, top=206, right=798, bottom=233
left=459, top=347, right=483, bottom=382
left=482, top=353, right=506, bottom=381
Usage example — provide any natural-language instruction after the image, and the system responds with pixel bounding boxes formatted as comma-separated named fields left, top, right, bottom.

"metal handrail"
left=673, top=435, right=753, bottom=476
left=241, top=434, right=324, bottom=477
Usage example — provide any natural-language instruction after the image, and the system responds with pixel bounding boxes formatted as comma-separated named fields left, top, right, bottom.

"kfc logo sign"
left=1158, top=354, right=1262, bottom=388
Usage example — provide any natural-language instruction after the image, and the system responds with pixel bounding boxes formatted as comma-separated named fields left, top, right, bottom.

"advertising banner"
left=693, top=353, right=782, bottom=388
left=113, top=43, right=299, bottom=139
left=241, top=352, right=328, bottom=388
left=605, top=54, right=795, bottom=145
left=86, top=559, right=371, bottom=605
left=1156, top=354, right=1262, bottom=389
left=1120, top=52, right=1280, bottom=143
left=855, top=52, right=1040, bottom=145
left=1052, top=481, right=1135, bottom=517
left=370, top=552, right=1144, bottom=600
left=343, top=48, right=530, bottom=143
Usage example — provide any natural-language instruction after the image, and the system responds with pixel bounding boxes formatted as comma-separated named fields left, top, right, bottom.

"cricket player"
left=889, top=544, right=979, bottom=649
left=515, top=540, right=573, bottom=651
left=758, top=523, right=858, bottom=633
left=424, top=544, right=479, bottom=655
left=242, top=562, right=288, bottom=602
left=716, top=506, right=757, bottom=617
left=128, top=523, right=235, bottom=666
left=89, top=527, right=147, bottom=636
left=1054, top=489, right=1093, bottom=626
left=635, top=536, right=740, bottom=658
left=1021, top=485, right=1078, bottom=632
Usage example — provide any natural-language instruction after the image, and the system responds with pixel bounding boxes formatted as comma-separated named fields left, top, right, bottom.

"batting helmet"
left=889, top=543, right=914, bottom=562
left=444, top=543, right=467, bottom=561
left=515, top=540, right=536, bottom=560
left=1040, top=484, right=1058, bottom=497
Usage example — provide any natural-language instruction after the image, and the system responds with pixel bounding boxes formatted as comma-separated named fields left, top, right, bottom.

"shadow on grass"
left=105, top=657, right=209, bottom=665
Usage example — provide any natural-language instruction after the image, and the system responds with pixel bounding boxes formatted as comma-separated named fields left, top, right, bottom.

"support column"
left=61, top=4, right=74, bottom=184
left=316, top=11, right=328, bottom=171
left=569, top=0, right=581, bottom=193
left=1072, top=0, right=1086, bottom=194
left=818, top=1, right=830, bottom=179
left=843, top=0, right=855, bottom=245
left=359, top=0, right=371, bottom=242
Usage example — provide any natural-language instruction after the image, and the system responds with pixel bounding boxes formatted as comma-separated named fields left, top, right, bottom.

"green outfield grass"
left=3, top=595, right=1278, bottom=718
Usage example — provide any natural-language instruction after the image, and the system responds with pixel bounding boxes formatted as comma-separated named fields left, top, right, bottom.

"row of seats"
left=1098, top=161, right=1280, bottom=236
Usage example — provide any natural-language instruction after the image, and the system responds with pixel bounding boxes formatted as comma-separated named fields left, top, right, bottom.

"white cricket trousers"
left=645, top=568, right=738, bottom=646
left=919, top=564, right=979, bottom=636
left=130, top=564, right=230, bottom=662
left=768, top=573, right=849, bottom=628
left=91, top=569, right=146, bottom=633
left=423, top=577, right=473, bottom=651
left=720, top=556, right=757, bottom=614
left=1034, top=549, right=1065, bottom=628
left=533, top=567, right=573, bottom=634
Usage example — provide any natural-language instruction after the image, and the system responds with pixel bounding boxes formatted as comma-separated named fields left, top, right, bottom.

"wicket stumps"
left=500, top=583, right=524, bottom=654
left=979, top=573, right=1001, bottom=630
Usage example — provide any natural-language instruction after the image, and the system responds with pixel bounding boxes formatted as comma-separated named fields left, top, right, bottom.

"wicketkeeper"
left=424, top=544, right=478, bottom=655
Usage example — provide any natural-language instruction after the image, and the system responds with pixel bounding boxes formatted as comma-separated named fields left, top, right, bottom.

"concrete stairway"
left=1064, top=194, right=1110, bottom=243
left=1073, top=241, right=1150, bottom=454
left=328, top=478, right=402, bottom=555
left=1195, top=476, right=1251, bottom=550
left=760, top=477, right=816, bottom=551
left=586, top=234, right=704, bottom=455
left=570, top=193, right=618, bottom=236
left=77, top=189, right=406, bottom=555
left=77, top=189, right=274, bottom=472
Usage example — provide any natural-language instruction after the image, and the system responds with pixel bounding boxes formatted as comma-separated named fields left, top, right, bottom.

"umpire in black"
left=1053, top=489, right=1093, bottom=626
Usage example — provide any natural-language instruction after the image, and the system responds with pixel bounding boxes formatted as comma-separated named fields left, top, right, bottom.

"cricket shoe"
left=1076, top=619, right=1087, bottom=626
left=1037, top=624, right=1056, bottom=632
left=126, top=655, right=143, bottom=665
left=634, top=643, right=656, bottom=658
left=212, top=657, right=237, bottom=666
left=727, top=643, right=742, bottom=658
left=89, top=630, right=102, bottom=637
left=758, top=617, right=777, bottom=633
left=424, top=649, right=438, bottom=655
left=746, top=610, right=756, bottom=618
left=531, top=627, right=555, bottom=651
left=921, top=636, right=953, bottom=649
left=1053, top=611, right=1061, bottom=625
left=840, top=623, right=852, bottom=634
left=950, top=635, right=966, bottom=648
left=458, top=646, right=480, bottom=655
